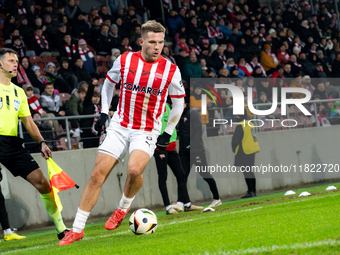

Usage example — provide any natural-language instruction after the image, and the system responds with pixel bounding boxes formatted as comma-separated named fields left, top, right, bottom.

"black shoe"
left=57, top=228, right=71, bottom=240
left=241, top=191, right=257, bottom=199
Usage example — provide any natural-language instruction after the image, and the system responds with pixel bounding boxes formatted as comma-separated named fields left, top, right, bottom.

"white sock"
left=177, top=202, right=184, bottom=208
left=73, top=208, right=90, bottom=233
left=118, top=194, right=135, bottom=212
left=184, top=202, right=191, bottom=207
left=166, top=205, right=171, bottom=211
left=4, top=228, right=13, bottom=235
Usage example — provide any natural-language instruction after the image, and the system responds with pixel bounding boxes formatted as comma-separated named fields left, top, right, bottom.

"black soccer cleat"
left=57, top=228, right=71, bottom=240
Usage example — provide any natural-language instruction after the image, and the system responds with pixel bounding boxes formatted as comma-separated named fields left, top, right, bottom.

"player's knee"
left=89, top=168, right=105, bottom=185
left=128, top=167, right=143, bottom=179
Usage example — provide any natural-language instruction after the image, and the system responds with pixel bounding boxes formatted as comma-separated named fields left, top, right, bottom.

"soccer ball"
left=129, top=208, right=158, bottom=235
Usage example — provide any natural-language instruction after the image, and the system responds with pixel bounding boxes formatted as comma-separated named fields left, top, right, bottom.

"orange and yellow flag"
left=47, top=158, right=79, bottom=212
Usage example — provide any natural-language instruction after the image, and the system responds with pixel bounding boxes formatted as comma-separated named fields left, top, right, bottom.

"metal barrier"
left=18, top=114, right=103, bottom=150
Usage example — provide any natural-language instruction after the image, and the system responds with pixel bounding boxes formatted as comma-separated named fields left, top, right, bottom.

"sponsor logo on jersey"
left=155, top=73, right=163, bottom=80
left=122, top=83, right=163, bottom=96
left=13, top=99, right=20, bottom=111
left=146, top=136, right=152, bottom=140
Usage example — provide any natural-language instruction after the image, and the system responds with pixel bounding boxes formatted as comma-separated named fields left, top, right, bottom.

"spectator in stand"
left=226, top=58, right=245, bottom=77
left=19, top=57, right=43, bottom=94
left=283, top=63, right=293, bottom=79
left=316, top=50, right=331, bottom=76
left=88, top=6, right=103, bottom=26
left=211, top=46, right=227, bottom=71
left=302, top=75, right=315, bottom=96
left=270, top=65, right=285, bottom=87
left=186, top=17, right=202, bottom=43
left=244, top=76, right=258, bottom=102
left=312, top=62, right=328, bottom=82
left=261, top=44, right=279, bottom=74
left=167, top=9, right=184, bottom=37
left=162, top=46, right=176, bottom=64
left=53, top=23, right=68, bottom=49
left=208, top=19, right=225, bottom=45
left=8, top=36, right=26, bottom=59
left=188, top=38, right=201, bottom=56
left=332, top=53, right=340, bottom=77
left=45, top=62, right=58, bottom=84
left=32, top=65, right=48, bottom=86
left=217, top=18, right=232, bottom=39
left=129, top=25, right=141, bottom=45
left=94, top=24, right=115, bottom=55
left=119, top=37, right=134, bottom=52
left=73, top=12, right=91, bottom=40
left=277, top=44, right=290, bottom=65
left=73, top=58, right=93, bottom=85
left=183, top=52, right=202, bottom=84
left=43, top=14, right=58, bottom=40
left=126, top=6, right=141, bottom=26
left=11, top=0, right=28, bottom=20
left=58, top=34, right=80, bottom=67
left=256, top=78, right=272, bottom=101
left=288, top=54, right=303, bottom=76
left=236, top=36, right=250, bottom=59
left=40, top=82, right=80, bottom=138
left=225, top=43, right=239, bottom=63
left=248, top=36, right=263, bottom=59
left=115, top=17, right=128, bottom=38
left=299, top=52, right=315, bottom=76
left=329, top=102, right=340, bottom=124
left=199, top=45, right=216, bottom=70
left=65, top=87, right=87, bottom=118
left=250, top=55, right=267, bottom=77
left=174, top=49, right=187, bottom=73
left=23, top=84, right=43, bottom=115
left=56, top=58, right=79, bottom=94
left=77, top=39, right=96, bottom=75
left=30, top=27, right=57, bottom=57
left=238, top=57, right=253, bottom=77
left=174, top=35, right=189, bottom=56
left=312, top=82, right=328, bottom=100
left=275, top=76, right=285, bottom=104
left=290, top=72, right=306, bottom=99
left=80, top=84, right=102, bottom=148
left=99, top=5, right=113, bottom=22
left=111, top=48, right=121, bottom=62
left=109, top=24, right=122, bottom=48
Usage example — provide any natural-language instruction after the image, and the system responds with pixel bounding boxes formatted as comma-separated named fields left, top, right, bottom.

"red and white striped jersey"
left=106, top=51, right=185, bottom=133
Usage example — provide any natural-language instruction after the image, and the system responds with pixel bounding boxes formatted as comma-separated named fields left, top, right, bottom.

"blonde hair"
left=141, top=20, right=166, bottom=39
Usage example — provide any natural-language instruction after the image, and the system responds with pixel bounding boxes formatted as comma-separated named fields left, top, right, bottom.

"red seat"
left=94, top=55, right=106, bottom=66
left=29, top=56, right=46, bottom=70
left=59, top=93, right=71, bottom=105
left=96, top=66, right=108, bottom=77
left=42, top=56, right=59, bottom=68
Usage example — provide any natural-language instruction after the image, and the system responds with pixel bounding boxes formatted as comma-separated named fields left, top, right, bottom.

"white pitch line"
left=2, top=192, right=339, bottom=254
left=203, top=239, right=340, bottom=255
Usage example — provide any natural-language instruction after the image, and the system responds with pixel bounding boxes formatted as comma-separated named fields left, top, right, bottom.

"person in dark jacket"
left=178, top=105, right=221, bottom=207
left=55, top=58, right=79, bottom=94
left=80, top=83, right=101, bottom=148
left=73, top=57, right=93, bottom=85
left=232, top=114, right=260, bottom=198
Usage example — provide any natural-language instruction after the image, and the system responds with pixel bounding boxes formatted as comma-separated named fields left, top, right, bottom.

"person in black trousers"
left=178, top=104, right=221, bottom=208
left=154, top=103, right=203, bottom=214
left=232, top=114, right=260, bottom=198
left=0, top=167, right=26, bottom=241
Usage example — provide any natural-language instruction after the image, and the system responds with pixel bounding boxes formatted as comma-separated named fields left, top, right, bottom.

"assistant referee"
left=0, top=48, right=69, bottom=240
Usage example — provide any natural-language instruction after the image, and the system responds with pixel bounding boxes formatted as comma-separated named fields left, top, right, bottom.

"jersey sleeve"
left=105, top=55, right=121, bottom=84
left=168, top=66, right=185, bottom=98
left=18, top=88, right=30, bottom=118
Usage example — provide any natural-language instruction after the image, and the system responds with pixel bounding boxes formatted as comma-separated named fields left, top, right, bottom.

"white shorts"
left=98, top=120, right=158, bottom=161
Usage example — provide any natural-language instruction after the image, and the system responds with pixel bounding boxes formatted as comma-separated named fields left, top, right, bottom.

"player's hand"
left=95, top=113, right=108, bottom=134
left=41, top=143, right=52, bottom=159
left=156, top=132, right=171, bottom=150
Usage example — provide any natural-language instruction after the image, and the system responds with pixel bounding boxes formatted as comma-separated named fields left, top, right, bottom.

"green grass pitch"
left=1, top=183, right=340, bottom=255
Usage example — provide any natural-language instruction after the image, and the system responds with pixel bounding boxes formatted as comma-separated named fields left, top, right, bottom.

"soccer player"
left=0, top=48, right=69, bottom=240
left=59, top=20, right=185, bottom=245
